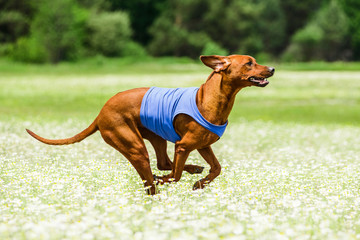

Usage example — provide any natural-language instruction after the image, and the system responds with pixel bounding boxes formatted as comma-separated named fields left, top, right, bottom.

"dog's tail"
left=26, top=119, right=98, bottom=145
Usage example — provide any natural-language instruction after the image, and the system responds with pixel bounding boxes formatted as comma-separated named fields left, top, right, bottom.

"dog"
left=27, top=55, right=275, bottom=195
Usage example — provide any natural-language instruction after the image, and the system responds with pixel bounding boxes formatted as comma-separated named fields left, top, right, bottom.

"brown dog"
left=27, top=55, right=274, bottom=195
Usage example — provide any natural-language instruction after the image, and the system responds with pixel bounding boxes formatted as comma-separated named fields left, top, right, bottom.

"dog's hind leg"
left=100, top=127, right=157, bottom=195
left=141, top=128, right=172, bottom=171
left=141, top=128, right=204, bottom=175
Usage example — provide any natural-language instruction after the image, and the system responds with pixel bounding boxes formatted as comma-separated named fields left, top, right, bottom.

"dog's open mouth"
left=248, top=77, right=269, bottom=87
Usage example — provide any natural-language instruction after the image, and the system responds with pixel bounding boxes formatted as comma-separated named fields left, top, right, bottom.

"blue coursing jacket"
left=140, top=87, right=228, bottom=143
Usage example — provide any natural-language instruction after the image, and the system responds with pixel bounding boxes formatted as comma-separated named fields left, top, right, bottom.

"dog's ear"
left=200, top=55, right=231, bottom=72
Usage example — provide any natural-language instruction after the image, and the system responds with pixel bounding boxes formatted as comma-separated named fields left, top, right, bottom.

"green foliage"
left=283, top=0, right=349, bottom=61
left=148, top=0, right=286, bottom=58
left=340, top=0, right=360, bottom=60
left=86, top=11, right=132, bottom=57
left=280, top=0, right=324, bottom=41
left=201, top=41, right=228, bottom=56
left=257, top=0, right=287, bottom=54
left=9, top=36, right=47, bottom=63
left=121, top=41, right=148, bottom=57
left=0, top=11, right=28, bottom=43
left=254, top=52, right=273, bottom=63
left=202, top=0, right=261, bottom=54
left=316, top=0, right=349, bottom=60
left=0, top=43, right=11, bottom=56
left=283, top=23, right=324, bottom=61
left=31, top=0, right=88, bottom=63
left=0, top=0, right=35, bottom=43
left=108, top=0, right=167, bottom=45
left=77, top=0, right=110, bottom=10
left=148, top=0, right=238, bottom=57
left=0, top=0, right=359, bottom=62
left=148, top=12, right=211, bottom=58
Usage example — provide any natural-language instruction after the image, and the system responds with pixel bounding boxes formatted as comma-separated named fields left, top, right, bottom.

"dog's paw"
left=194, top=166, right=205, bottom=174
left=192, top=177, right=210, bottom=190
left=192, top=180, right=203, bottom=190
left=184, top=165, right=205, bottom=174
left=153, top=175, right=164, bottom=185
left=145, top=185, right=157, bottom=195
left=153, top=174, right=175, bottom=185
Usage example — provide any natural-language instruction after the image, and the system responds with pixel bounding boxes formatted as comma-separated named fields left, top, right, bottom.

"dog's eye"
left=246, top=61, right=253, bottom=66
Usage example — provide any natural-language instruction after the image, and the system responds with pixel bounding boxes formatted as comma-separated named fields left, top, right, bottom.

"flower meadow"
left=1, top=119, right=359, bottom=239
left=1, top=66, right=360, bottom=239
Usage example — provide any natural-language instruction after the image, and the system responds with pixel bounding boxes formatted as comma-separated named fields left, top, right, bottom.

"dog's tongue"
left=253, top=79, right=268, bottom=84
left=249, top=77, right=269, bottom=87
left=259, top=79, right=268, bottom=84
left=255, top=79, right=269, bottom=87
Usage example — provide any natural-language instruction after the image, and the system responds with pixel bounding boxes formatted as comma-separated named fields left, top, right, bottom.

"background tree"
left=147, top=0, right=226, bottom=58
left=0, top=0, right=35, bottom=43
left=86, top=11, right=132, bottom=57
left=148, top=0, right=286, bottom=59
left=31, top=0, right=88, bottom=63
left=1, top=0, right=359, bottom=62
left=202, top=0, right=261, bottom=54
left=256, top=0, right=286, bottom=57
left=279, top=0, right=324, bottom=46
left=283, top=0, right=349, bottom=61
left=340, top=0, right=360, bottom=60
left=107, top=0, right=167, bottom=45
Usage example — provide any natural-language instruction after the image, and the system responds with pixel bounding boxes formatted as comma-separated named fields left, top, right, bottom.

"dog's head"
left=200, top=55, right=275, bottom=88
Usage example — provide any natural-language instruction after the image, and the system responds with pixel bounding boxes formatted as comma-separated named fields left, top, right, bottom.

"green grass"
left=1, top=58, right=360, bottom=239
left=1, top=57, right=360, bottom=76
left=278, top=61, right=360, bottom=71
left=1, top=120, right=359, bottom=239
left=1, top=58, right=359, bottom=125
left=0, top=56, right=203, bottom=76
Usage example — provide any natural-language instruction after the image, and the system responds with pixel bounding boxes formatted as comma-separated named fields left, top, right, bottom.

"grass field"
left=1, top=58, right=360, bottom=239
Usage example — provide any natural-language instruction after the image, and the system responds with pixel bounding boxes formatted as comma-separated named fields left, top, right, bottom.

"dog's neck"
left=196, top=71, right=244, bottom=125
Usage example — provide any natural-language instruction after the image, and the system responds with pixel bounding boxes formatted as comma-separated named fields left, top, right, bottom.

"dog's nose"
left=268, top=67, right=275, bottom=74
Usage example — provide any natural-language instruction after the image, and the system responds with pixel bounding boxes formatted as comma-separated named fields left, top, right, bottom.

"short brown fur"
left=27, top=55, right=274, bottom=195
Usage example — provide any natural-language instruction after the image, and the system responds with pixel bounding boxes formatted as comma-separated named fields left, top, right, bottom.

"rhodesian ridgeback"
left=27, top=55, right=275, bottom=195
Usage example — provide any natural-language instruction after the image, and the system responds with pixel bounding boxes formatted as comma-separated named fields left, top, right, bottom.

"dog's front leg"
left=171, top=142, right=192, bottom=182
left=193, top=146, right=221, bottom=190
left=156, top=139, right=193, bottom=184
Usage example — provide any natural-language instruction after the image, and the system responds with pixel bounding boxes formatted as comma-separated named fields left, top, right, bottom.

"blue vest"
left=140, top=87, right=228, bottom=143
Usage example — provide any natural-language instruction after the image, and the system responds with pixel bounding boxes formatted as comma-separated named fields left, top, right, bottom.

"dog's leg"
left=193, top=146, right=221, bottom=190
left=141, top=129, right=172, bottom=171
left=141, top=129, right=204, bottom=175
left=166, top=135, right=196, bottom=182
left=100, top=127, right=157, bottom=195
left=154, top=136, right=194, bottom=183
left=171, top=144, right=191, bottom=182
left=151, top=138, right=204, bottom=175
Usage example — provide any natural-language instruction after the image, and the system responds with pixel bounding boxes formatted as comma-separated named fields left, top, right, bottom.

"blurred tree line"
left=0, top=0, right=358, bottom=63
